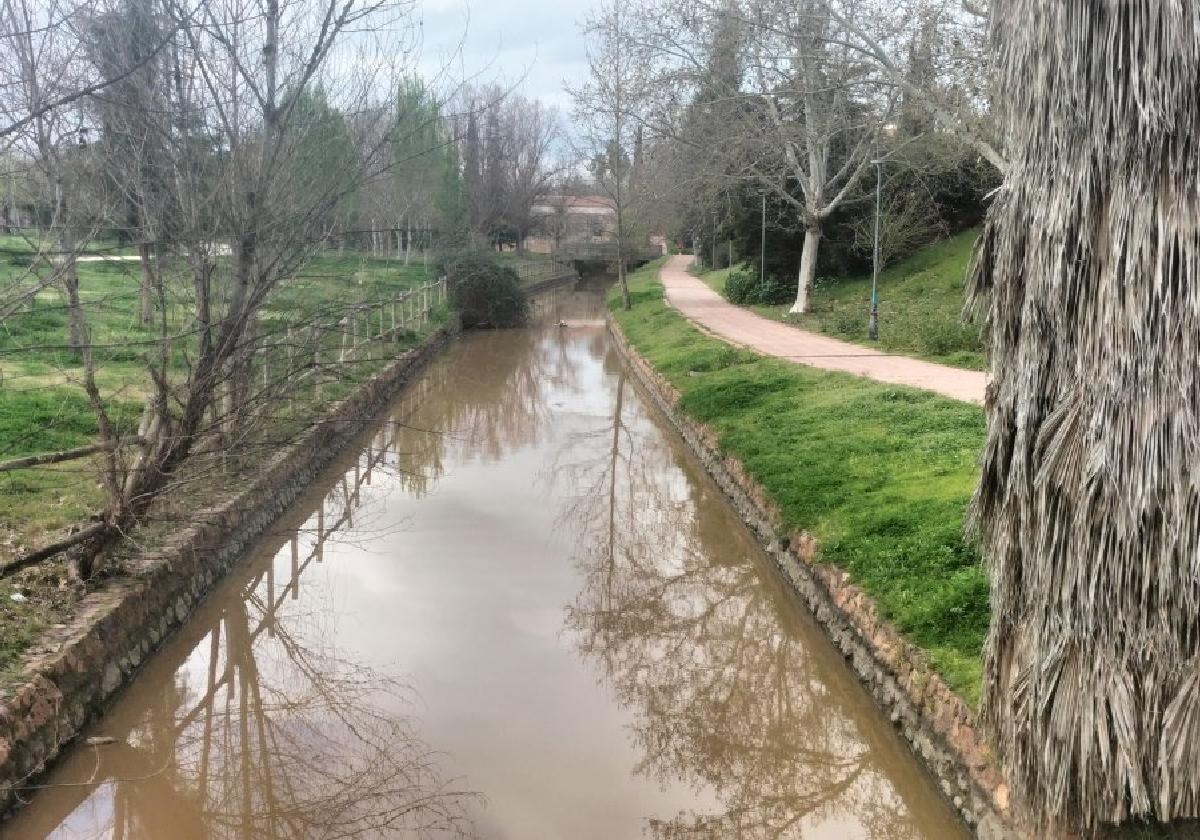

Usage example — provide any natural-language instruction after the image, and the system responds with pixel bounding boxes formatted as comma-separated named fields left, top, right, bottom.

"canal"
left=4, top=282, right=967, bottom=839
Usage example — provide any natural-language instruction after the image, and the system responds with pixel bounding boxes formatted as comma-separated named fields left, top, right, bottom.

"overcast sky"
left=416, top=0, right=595, bottom=114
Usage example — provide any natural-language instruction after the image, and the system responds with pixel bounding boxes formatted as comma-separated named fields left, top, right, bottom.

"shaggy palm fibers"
left=968, top=0, right=1200, bottom=832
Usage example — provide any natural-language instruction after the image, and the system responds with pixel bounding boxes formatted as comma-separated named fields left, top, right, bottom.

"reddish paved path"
left=659, top=255, right=987, bottom=404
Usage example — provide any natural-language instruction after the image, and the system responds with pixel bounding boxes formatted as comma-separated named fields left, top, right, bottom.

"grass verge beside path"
left=698, top=230, right=985, bottom=370
left=615, top=258, right=988, bottom=703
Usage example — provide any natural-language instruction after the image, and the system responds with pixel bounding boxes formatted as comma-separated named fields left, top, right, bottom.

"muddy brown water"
left=3, top=283, right=968, bottom=839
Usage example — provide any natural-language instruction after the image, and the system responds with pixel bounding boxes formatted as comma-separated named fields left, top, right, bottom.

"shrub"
left=724, top=268, right=793, bottom=306
left=825, top=309, right=866, bottom=338
left=436, top=249, right=529, bottom=328
left=918, top=321, right=980, bottom=356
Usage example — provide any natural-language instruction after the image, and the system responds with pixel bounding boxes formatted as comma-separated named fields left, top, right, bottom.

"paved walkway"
left=659, top=255, right=987, bottom=404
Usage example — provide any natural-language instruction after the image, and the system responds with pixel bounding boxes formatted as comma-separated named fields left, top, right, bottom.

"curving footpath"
left=659, top=255, right=987, bottom=404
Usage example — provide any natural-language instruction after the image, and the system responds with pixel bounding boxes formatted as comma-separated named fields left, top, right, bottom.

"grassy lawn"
left=613, top=258, right=988, bottom=703
left=698, top=230, right=986, bottom=370
left=0, top=245, right=443, bottom=676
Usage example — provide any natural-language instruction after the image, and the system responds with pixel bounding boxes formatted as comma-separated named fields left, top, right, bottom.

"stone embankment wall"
left=607, top=316, right=1019, bottom=840
left=0, top=323, right=459, bottom=819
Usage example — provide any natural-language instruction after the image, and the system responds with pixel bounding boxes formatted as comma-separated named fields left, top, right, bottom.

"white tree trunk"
left=789, top=226, right=821, bottom=314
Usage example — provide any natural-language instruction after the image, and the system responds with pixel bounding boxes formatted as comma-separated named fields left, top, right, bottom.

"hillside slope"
left=702, top=230, right=985, bottom=370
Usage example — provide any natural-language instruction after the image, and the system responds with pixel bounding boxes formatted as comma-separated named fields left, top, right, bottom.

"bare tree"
left=85, top=0, right=171, bottom=324
left=0, top=0, right=178, bottom=142
left=455, top=85, right=560, bottom=251
left=571, top=0, right=649, bottom=310
left=731, top=0, right=895, bottom=313
left=0, top=0, right=131, bottom=534
left=818, top=0, right=1004, bottom=172
left=0, top=0, right=445, bottom=578
left=615, top=0, right=895, bottom=313
left=500, top=95, right=561, bottom=251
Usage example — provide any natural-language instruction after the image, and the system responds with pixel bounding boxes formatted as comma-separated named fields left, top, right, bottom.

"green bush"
left=436, top=249, right=529, bottom=328
left=825, top=309, right=866, bottom=338
left=918, top=320, right=979, bottom=356
left=724, top=268, right=793, bottom=305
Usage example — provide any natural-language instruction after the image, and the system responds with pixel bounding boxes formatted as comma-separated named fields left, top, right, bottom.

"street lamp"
left=760, top=193, right=767, bottom=286
left=868, top=158, right=882, bottom=341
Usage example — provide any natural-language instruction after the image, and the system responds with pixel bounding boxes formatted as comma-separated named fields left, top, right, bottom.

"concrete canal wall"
left=607, top=314, right=1019, bottom=840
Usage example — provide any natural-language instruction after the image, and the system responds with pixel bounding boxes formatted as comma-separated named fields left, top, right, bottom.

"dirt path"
left=659, top=255, right=987, bottom=404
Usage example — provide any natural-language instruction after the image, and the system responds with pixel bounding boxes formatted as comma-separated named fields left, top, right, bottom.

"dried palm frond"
left=967, top=0, right=1200, bottom=832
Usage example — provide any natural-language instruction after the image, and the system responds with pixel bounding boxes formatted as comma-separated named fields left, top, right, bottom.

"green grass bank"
left=700, top=230, right=985, bottom=370
left=613, top=259, right=988, bottom=702
left=0, top=249, right=437, bottom=550
left=0, top=245, right=447, bottom=675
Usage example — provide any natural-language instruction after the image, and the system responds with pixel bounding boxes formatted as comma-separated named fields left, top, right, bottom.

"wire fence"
left=0, top=277, right=448, bottom=475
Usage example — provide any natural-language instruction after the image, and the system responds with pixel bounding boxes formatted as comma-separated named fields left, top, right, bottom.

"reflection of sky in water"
left=11, top=292, right=965, bottom=840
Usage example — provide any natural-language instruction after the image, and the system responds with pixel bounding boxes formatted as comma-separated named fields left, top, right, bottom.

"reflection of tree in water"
left=560, top=351, right=949, bottom=840
left=15, top=442, right=478, bottom=840
left=392, top=307, right=599, bottom=477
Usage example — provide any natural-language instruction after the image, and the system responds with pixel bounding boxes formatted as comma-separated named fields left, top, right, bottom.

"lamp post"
left=868, top=158, right=882, bottom=341
left=760, top=193, right=766, bottom=286
left=711, top=214, right=718, bottom=269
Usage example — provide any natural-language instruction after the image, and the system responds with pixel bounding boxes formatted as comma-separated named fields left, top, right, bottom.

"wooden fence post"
left=266, top=559, right=276, bottom=637
left=316, top=503, right=325, bottom=562
left=314, top=325, right=323, bottom=399
left=290, top=535, right=299, bottom=601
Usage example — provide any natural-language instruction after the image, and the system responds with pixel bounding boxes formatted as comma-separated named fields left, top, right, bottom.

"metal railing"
left=552, top=241, right=662, bottom=264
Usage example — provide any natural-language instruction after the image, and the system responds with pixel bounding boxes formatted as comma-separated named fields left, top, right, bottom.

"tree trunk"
left=971, top=1, right=1200, bottom=831
left=137, top=241, right=155, bottom=324
left=789, top=224, right=821, bottom=315
left=55, top=192, right=87, bottom=350
left=615, top=206, right=630, bottom=310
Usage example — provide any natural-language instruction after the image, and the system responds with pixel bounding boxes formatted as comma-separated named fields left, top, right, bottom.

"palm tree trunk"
left=970, top=1, right=1200, bottom=831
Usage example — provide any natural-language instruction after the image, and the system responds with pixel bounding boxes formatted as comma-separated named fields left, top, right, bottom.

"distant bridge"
left=507, top=257, right=580, bottom=292
left=553, top=241, right=663, bottom=267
